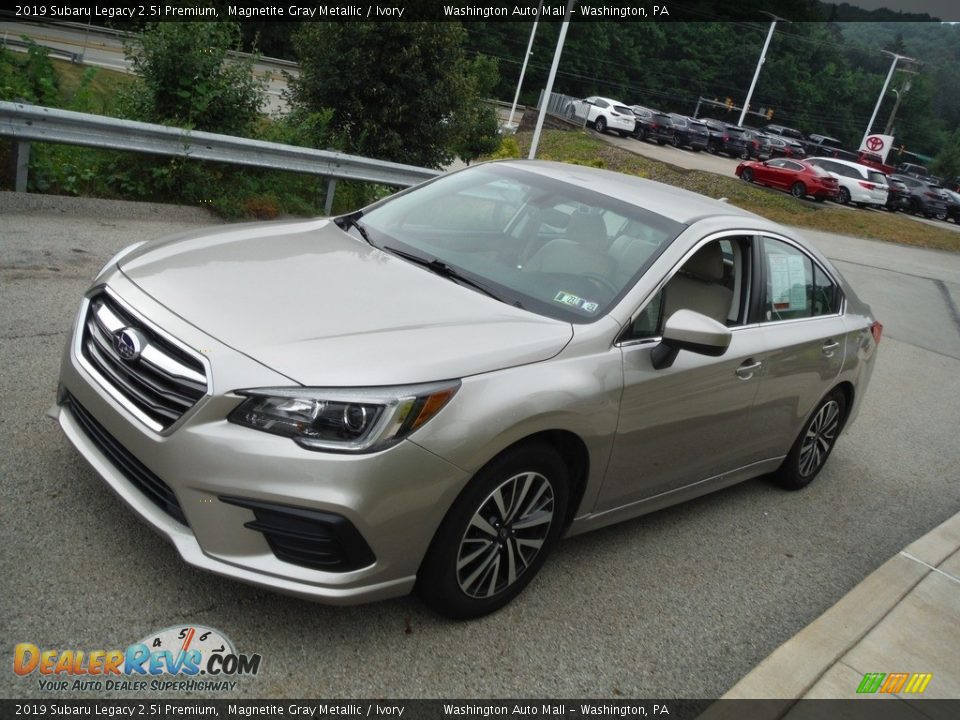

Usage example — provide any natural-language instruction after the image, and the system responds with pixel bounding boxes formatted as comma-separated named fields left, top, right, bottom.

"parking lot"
left=2, top=192, right=959, bottom=700
left=598, top=129, right=960, bottom=234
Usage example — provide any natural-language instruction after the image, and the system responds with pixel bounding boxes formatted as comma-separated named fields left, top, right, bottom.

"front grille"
left=81, top=292, right=207, bottom=430
left=64, top=391, right=187, bottom=526
left=220, top=496, right=375, bottom=572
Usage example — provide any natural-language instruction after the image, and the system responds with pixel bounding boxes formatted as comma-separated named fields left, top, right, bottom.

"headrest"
left=682, top=243, right=724, bottom=282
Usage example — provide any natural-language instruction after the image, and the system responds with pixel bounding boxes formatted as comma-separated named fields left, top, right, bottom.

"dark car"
left=735, top=158, right=839, bottom=201
left=890, top=173, right=949, bottom=218
left=741, top=129, right=773, bottom=159
left=631, top=106, right=673, bottom=144
left=884, top=177, right=912, bottom=212
left=804, top=134, right=844, bottom=155
left=895, top=163, right=931, bottom=180
left=943, top=189, right=960, bottom=223
left=765, top=135, right=807, bottom=160
left=666, top=114, right=710, bottom=151
left=701, top=119, right=749, bottom=157
left=763, top=124, right=806, bottom=143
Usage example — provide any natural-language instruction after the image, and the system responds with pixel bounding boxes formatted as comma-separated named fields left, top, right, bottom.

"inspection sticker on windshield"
left=554, top=291, right=599, bottom=313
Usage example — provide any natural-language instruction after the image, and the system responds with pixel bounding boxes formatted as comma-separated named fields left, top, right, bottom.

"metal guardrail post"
left=324, top=178, right=337, bottom=216
left=12, top=140, right=30, bottom=192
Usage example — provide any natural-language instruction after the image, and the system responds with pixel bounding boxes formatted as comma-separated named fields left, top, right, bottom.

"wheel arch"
left=439, top=429, right=591, bottom=535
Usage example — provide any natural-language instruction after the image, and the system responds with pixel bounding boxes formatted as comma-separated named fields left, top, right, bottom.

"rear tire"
left=671, top=133, right=681, bottom=147
left=837, top=187, right=851, bottom=205
left=773, top=389, right=847, bottom=491
left=790, top=182, right=806, bottom=199
left=416, top=443, right=569, bottom=619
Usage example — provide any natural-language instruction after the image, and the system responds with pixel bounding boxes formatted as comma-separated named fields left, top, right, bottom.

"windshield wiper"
left=334, top=211, right=373, bottom=246
left=383, top=246, right=518, bottom=306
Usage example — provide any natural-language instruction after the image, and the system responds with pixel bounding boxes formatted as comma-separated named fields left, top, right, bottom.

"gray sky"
left=835, top=0, right=959, bottom=21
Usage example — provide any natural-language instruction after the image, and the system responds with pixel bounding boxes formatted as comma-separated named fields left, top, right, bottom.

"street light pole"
left=738, top=17, right=779, bottom=127
left=861, top=51, right=916, bottom=148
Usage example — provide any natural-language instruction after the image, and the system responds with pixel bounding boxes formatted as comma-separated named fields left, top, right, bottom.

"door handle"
left=822, top=340, right=840, bottom=356
left=736, top=360, right=762, bottom=380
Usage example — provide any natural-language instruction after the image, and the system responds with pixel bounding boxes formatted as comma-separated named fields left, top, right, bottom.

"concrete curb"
left=698, top=512, right=960, bottom=717
left=0, top=191, right=220, bottom=223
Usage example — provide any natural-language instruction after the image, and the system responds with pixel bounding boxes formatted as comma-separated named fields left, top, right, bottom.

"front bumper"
left=56, top=279, right=470, bottom=604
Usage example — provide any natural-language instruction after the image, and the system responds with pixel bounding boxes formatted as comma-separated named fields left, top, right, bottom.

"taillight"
left=722, top=135, right=730, bottom=141
left=870, top=321, right=883, bottom=345
left=859, top=182, right=876, bottom=190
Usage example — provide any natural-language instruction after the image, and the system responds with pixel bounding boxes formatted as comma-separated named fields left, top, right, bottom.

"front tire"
left=594, top=116, right=607, bottom=133
left=741, top=168, right=754, bottom=183
left=791, top=182, right=806, bottom=199
left=773, top=389, right=846, bottom=491
left=416, top=443, right=569, bottom=619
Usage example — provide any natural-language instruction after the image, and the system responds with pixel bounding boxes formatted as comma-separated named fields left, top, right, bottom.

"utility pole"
left=862, top=51, right=917, bottom=148
left=507, top=1, right=542, bottom=131
left=738, top=13, right=788, bottom=128
left=529, top=0, right=576, bottom=160
left=883, top=75, right=914, bottom=136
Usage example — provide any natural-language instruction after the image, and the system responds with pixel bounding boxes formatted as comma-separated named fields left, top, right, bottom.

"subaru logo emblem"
left=113, top=328, right=147, bottom=361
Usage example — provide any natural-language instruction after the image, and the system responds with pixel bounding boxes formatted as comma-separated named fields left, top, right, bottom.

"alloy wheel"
left=798, top=400, right=840, bottom=477
left=456, top=471, right=555, bottom=599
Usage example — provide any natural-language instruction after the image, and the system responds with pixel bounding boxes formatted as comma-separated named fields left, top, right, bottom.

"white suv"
left=807, top=157, right=889, bottom=208
left=566, top=96, right=636, bottom=137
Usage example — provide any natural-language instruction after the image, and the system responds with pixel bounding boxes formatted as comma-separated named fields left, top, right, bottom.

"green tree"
left=122, top=22, right=265, bottom=134
left=291, top=22, right=499, bottom=168
left=932, top=128, right=960, bottom=179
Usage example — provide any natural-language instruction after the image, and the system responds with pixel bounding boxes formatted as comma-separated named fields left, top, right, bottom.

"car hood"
left=119, top=219, right=573, bottom=386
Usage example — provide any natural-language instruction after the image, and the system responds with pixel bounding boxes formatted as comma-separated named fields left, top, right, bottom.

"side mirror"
left=651, top=309, right=732, bottom=370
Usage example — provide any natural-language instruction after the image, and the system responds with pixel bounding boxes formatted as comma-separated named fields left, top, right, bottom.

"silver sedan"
left=54, top=160, right=881, bottom=618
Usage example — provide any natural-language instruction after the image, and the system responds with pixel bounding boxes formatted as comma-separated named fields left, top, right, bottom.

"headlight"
left=94, top=241, right=147, bottom=281
left=227, top=380, right=460, bottom=453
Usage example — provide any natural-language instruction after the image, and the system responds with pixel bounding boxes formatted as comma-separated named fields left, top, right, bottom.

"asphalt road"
left=0, top=21, right=294, bottom=115
left=1, top=192, right=959, bottom=701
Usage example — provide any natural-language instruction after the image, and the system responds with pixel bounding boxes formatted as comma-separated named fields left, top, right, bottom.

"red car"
left=735, top=158, right=839, bottom=201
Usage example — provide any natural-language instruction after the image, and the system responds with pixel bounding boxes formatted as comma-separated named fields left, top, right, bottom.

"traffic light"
left=725, top=97, right=733, bottom=109
left=766, top=108, right=774, bottom=120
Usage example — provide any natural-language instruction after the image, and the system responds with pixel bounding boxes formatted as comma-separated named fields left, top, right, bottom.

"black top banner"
left=3, top=699, right=960, bottom=720
left=2, top=0, right=958, bottom=23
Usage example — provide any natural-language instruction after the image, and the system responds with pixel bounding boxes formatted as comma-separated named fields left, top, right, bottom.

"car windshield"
left=356, top=164, right=684, bottom=323
left=614, top=105, right=633, bottom=115
left=867, top=171, right=887, bottom=185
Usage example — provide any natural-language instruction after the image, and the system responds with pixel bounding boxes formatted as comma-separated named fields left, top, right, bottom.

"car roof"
left=808, top=157, right=874, bottom=172
left=593, top=96, right=629, bottom=105
left=495, top=160, right=762, bottom=225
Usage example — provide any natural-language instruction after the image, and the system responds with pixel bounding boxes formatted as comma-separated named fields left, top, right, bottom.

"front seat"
left=523, top=212, right=616, bottom=277
left=662, top=243, right=734, bottom=324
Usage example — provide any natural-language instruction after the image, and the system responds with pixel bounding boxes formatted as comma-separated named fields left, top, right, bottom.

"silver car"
left=54, top=161, right=881, bottom=618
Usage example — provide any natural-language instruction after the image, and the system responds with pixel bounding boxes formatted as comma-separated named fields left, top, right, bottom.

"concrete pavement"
left=703, top=511, right=960, bottom=713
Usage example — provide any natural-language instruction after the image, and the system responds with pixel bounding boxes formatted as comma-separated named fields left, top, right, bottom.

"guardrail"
left=1, top=35, right=80, bottom=62
left=0, top=101, right=440, bottom=213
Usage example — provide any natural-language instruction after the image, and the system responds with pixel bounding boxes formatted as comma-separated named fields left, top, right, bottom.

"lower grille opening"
left=219, top=496, right=375, bottom=572
left=63, top=392, right=188, bottom=526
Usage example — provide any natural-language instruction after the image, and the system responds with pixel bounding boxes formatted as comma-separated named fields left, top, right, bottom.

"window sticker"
left=553, top=291, right=599, bottom=313
left=768, top=254, right=807, bottom=310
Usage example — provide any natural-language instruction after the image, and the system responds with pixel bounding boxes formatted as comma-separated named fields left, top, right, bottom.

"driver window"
left=623, top=237, right=750, bottom=341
